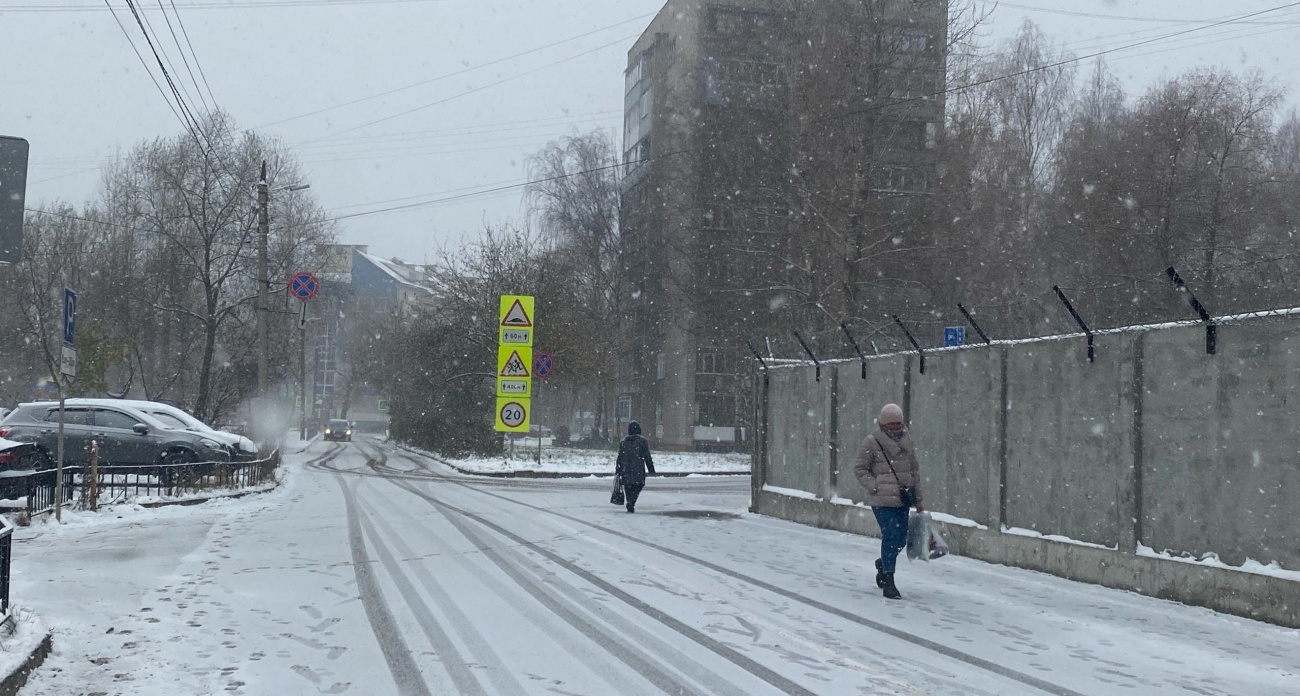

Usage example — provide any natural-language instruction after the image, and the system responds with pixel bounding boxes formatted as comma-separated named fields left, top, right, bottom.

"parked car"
left=0, top=435, right=38, bottom=472
left=65, top=399, right=260, bottom=462
left=0, top=402, right=232, bottom=467
left=323, top=419, right=352, bottom=442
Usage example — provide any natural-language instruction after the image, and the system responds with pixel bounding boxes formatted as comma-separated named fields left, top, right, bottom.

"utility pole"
left=257, top=160, right=269, bottom=397
left=299, top=301, right=308, bottom=440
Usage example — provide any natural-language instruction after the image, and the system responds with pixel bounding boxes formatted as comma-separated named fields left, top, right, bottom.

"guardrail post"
left=745, top=340, right=769, bottom=372
left=840, top=323, right=868, bottom=379
left=1053, top=286, right=1095, bottom=363
left=1165, top=266, right=1216, bottom=355
left=88, top=441, right=100, bottom=512
left=792, top=331, right=821, bottom=381
left=892, top=316, right=925, bottom=374
left=957, top=303, right=993, bottom=344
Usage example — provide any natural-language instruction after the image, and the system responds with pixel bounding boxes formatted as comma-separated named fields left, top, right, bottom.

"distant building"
left=620, top=0, right=948, bottom=450
left=312, top=245, right=432, bottom=430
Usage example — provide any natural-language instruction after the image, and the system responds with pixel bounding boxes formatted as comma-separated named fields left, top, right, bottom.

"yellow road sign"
left=495, top=397, right=530, bottom=433
left=499, top=295, right=534, bottom=346
left=497, top=345, right=532, bottom=398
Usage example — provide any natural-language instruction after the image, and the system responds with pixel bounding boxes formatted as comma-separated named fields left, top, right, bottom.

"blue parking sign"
left=62, top=288, right=77, bottom=345
left=944, top=326, right=965, bottom=347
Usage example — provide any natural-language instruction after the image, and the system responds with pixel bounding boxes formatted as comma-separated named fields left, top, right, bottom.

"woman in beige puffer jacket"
left=854, top=403, right=923, bottom=599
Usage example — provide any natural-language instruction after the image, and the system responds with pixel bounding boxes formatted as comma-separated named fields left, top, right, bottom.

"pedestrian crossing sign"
left=497, top=346, right=532, bottom=397
left=499, top=295, right=534, bottom=346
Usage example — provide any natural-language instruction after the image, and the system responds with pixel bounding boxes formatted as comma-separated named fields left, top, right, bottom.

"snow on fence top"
left=761, top=305, right=1300, bottom=370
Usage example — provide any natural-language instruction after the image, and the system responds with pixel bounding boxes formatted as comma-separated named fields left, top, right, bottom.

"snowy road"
left=12, top=440, right=1298, bottom=695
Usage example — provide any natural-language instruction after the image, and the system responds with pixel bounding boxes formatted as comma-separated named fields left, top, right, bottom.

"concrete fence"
left=750, top=314, right=1300, bottom=628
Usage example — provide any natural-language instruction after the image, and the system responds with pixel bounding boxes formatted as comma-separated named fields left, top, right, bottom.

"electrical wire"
left=169, top=0, right=219, bottom=106
left=256, top=13, right=655, bottom=129
left=154, top=0, right=213, bottom=113
left=101, top=0, right=192, bottom=137
left=301, top=33, right=640, bottom=143
left=3, top=0, right=445, bottom=12
left=120, top=0, right=209, bottom=147
left=995, top=1, right=1300, bottom=26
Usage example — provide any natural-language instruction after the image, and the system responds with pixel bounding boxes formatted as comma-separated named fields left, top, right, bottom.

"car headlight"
left=199, top=438, right=221, bottom=449
left=325, top=428, right=332, bottom=434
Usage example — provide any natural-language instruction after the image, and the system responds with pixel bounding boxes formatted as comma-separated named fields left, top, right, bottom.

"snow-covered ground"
left=6, top=440, right=1298, bottom=695
left=431, top=444, right=751, bottom=476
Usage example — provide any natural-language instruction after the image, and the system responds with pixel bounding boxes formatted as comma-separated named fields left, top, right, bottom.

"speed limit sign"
left=495, top=398, right=530, bottom=433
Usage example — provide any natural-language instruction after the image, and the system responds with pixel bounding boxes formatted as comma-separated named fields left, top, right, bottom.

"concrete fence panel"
left=833, top=356, right=906, bottom=503
left=909, top=350, right=1001, bottom=527
left=1143, top=322, right=1300, bottom=569
left=1003, top=335, right=1137, bottom=548
left=765, top=366, right=830, bottom=496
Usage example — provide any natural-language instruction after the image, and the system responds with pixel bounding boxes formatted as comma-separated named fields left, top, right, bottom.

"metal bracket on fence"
left=839, top=323, right=868, bottom=379
left=870, top=340, right=880, bottom=355
left=957, top=303, right=993, bottom=344
left=745, top=340, right=769, bottom=372
left=892, top=316, right=925, bottom=374
left=1053, top=286, right=1094, bottom=362
left=1165, top=266, right=1216, bottom=355
left=792, top=331, right=821, bottom=381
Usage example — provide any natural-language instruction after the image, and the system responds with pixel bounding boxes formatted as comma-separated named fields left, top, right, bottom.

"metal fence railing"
left=0, top=516, right=12, bottom=616
left=0, top=450, right=281, bottom=519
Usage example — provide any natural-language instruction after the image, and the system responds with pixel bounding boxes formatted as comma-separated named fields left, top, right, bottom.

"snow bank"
left=0, top=607, right=49, bottom=683
left=762, top=484, right=819, bottom=500
left=1138, top=544, right=1300, bottom=582
left=431, top=445, right=750, bottom=476
left=1002, top=526, right=1118, bottom=550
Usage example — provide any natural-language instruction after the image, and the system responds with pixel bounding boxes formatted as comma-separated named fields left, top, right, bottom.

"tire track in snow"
left=364, top=451, right=820, bottom=696
left=354, top=497, right=511, bottom=696
left=336, top=475, right=433, bottom=696
left=371, top=476, right=757, bottom=696
left=389, top=446, right=1088, bottom=696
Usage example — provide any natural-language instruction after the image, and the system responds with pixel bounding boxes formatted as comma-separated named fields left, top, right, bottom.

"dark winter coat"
left=853, top=427, right=923, bottom=508
left=616, top=435, right=655, bottom=486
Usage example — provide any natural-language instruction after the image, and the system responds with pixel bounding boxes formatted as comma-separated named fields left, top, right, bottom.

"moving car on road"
left=0, top=402, right=232, bottom=467
left=323, top=419, right=352, bottom=442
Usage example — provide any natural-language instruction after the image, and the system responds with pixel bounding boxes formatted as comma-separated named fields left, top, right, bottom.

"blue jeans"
left=873, top=506, right=910, bottom=574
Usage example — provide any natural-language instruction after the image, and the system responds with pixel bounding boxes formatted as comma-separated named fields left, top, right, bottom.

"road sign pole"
left=300, top=310, right=307, bottom=442
left=55, top=380, right=65, bottom=523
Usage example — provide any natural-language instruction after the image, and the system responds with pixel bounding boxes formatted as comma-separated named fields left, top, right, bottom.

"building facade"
left=313, top=244, right=432, bottom=431
left=620, top=0, right=948, bottom=450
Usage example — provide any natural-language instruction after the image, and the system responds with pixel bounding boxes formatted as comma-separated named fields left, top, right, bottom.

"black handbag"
left=610, top=471, right=625, bottom=505
left=877, top=437, right=917, bottom=509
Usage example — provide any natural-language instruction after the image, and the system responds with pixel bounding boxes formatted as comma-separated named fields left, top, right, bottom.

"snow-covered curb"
left=397, top=442, right=750, bottom=477
left=1138, top=544, right=1300, bottom=582
left=0, top=608, right=52, bottom=696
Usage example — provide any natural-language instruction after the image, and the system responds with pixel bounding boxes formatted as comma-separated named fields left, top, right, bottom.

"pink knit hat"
left=878, top=403, right=904, bottom=425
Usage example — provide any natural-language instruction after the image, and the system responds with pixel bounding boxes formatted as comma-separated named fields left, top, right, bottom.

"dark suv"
left=323, top=419, right=353, bottom=442
left=0, top=402, right=232, bottom=468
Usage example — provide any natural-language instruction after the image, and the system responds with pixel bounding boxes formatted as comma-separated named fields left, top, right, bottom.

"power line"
left=3, top=0, right=446, bottom=12
left=302, top=33, right=640, bottom=143
left=120, top=0, right=209, bottom=147
left=159, top=0, right=218, bottom=110
left=256, top=14, right=654, bottom=129
left=136, top=0, right=209, bottom=116
left=315, top=3, right=1300, bottom=225
left=102, top=0, right=192, bottom=136
left=995, top=1, right=1300, bottom=26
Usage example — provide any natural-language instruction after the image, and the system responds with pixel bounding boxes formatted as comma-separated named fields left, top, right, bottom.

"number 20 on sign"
left=495, top=398, right=530, bottom=433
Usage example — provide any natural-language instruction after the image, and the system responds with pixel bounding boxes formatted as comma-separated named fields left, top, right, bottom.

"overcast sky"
left=4, top=0, right=1298, bottom=263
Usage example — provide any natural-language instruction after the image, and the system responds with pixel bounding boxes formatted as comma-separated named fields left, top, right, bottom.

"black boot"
left=626, top=504, right=635, bottom=513
left=875, top=559, right=886, bottom=589
left=882, top=572, right=901, bottom=600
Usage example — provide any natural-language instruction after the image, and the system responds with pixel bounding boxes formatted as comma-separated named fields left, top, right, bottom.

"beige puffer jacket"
left=853, top=428, right=923, bottom=509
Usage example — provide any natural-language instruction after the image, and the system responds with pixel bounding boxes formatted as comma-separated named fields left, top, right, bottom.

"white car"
left=65, top=399, right=259, bottom=460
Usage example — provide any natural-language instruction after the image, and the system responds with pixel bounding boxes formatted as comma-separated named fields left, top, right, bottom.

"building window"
left=696, top=394, right=736, bottom=427
left=625, top=53, right=645, bottom=95
left=884, top=27, right=929, bottom=54
left=710, top=8, right=744, bottom=35
left=617, top=395, right=633, bottom=421
left=697, top=352, right=728, bottom=375
left=925, top=122, right=938, bottom=149
left=656, top=353, right=666, bottom=380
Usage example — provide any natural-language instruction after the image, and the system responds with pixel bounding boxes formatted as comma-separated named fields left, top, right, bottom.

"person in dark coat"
left=616, top=421, right=655, bottom=513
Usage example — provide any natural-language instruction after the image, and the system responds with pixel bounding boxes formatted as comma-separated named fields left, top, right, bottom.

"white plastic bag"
left=906, top=511, right=931, bottom=560
left=906, top=511, right=950, bottom=561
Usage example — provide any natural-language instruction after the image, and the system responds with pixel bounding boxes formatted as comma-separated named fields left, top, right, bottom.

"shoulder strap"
left=872, top=433, right=902, bottom=481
